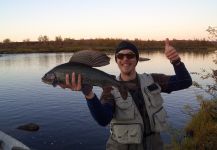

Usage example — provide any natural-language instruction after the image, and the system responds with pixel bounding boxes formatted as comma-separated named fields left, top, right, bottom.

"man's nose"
left=122, top=55, right=129, bottom=60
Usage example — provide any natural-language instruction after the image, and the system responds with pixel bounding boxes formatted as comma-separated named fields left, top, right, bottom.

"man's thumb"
left=165, top=38, right=170, bottom=47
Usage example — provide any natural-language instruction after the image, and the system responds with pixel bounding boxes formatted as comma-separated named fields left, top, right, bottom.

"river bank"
left=165, top=99, right=217, bottom=150
left=0, top=39, right=216, bottom=54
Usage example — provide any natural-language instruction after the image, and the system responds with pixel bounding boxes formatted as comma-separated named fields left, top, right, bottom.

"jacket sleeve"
left=167, top=62, right=192, bottom=93
left=151, top=61, right=192, bottom=93
left=86, top=94, right=114, bottom=126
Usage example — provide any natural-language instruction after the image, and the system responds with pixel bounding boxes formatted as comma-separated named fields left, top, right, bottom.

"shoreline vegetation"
left=0, top=38, right=216, bottom=54
left=165, top=99, right=217, bottom=150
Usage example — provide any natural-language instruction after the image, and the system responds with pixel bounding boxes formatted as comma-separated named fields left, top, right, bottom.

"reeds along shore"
left=0, top=39, right=216, bottom=54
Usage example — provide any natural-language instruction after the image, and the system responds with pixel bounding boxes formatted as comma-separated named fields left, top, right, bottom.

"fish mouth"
left=41, top=74, right=58, bottom=87
left=41, top=76, right=52, bottom=84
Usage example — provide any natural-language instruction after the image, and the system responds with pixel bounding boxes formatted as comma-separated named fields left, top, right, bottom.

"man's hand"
left=165, top=38, right=180, bottom=63
left=58, top=72, right=94, bottom=99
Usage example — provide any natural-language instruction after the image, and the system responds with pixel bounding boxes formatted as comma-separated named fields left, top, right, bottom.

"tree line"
left=0, top=35, right=216, bottom=54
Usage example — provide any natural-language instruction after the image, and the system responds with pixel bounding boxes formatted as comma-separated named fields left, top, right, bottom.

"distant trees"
left=23, top=38, right=30, bottom=42
left=55, top=36, right=63, bottom=42
left=0, top=35, right=216, bottom=53
left=3, top=38, right=11, bottom=43
left=38, top=35, right=49, bottom=42
left=64, top=38, right=74, bottom=42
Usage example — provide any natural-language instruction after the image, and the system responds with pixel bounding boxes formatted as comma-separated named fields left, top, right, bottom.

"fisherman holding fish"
left=42, top=39, right=192, bottom=150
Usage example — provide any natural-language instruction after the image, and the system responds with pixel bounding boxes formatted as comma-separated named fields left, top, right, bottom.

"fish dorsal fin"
left=69, top=50, right=110, bottom=67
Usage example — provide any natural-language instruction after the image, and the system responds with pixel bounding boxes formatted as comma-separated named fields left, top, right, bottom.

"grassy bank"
left=0, top=39, right=216, bottom=54
left=166, top=99, right=217, bottom=150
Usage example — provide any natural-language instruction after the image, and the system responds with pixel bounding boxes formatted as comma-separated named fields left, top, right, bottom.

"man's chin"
left=122, top=70, right=133, bottom=75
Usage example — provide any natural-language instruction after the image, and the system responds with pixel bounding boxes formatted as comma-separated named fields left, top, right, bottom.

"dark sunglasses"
left=116, top=53, right=136, bottom=60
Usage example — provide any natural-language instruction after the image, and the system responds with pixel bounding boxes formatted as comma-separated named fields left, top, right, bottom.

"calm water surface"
left=0, top=51, right=216, bottom=150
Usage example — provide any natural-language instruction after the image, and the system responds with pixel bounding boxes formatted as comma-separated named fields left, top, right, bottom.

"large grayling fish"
left=42, top=50, right=134, bottom=100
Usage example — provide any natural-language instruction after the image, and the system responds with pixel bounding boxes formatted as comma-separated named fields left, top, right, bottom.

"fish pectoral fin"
left=52, top=81, right=58, bottom=87
left=118, top=85, right=128, bottom=100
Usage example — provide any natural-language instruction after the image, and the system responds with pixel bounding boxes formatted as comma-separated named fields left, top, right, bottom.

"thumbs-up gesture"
left=165, top=38, right=180, bottom=63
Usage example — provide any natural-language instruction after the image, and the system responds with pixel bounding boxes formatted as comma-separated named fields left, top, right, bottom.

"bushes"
left=183, top=100, right=217, bottom=150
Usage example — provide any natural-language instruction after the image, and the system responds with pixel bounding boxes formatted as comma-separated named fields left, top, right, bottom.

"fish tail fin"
left=118, top=81, right=138, bottom=100
left=118, top=84, right=128, bottom=100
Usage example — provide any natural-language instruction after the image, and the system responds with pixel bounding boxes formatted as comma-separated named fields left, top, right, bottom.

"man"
left=61, top=39, right=192, bottom=150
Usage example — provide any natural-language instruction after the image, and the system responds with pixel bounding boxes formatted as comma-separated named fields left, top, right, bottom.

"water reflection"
left=0, top=51, right=215, bottom=71
left=0, top=51, right=216, bottom=150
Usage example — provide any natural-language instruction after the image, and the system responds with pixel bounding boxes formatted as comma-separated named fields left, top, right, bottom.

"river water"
left=0, top=51, right=216, bottom=150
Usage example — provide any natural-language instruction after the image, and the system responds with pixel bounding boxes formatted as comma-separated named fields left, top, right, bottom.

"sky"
left=0, top=0, right=217, bottom=42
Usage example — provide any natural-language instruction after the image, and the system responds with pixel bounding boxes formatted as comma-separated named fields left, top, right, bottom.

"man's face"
left=116, top=49, right=137, bottom=75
